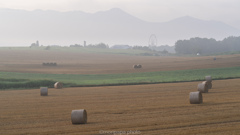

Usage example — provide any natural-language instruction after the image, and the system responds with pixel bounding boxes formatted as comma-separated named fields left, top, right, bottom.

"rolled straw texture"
left=54, top=82, right=63, bottom=89
left=71, top=109, right=87, bottom=124
left=198, top=83, right=208, bottom=93
left=207, top=82, right=212, bottom=89
left=137, top=64, right=142, bottom=68
left=205, top=76, right=212, bottom=82
left=40, top=87, right=48, bottom=96
left=189, top=91, right=203, bottom=104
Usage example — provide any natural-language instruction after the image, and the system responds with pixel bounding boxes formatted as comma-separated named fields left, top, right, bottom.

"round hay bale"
left=189, top=91, right=203, bottom=104
left=207, top=81, right=212, bottom=89
left=205, top=76, right=212, bottom=82
left=40, top=87, right=48, bottom=96
left=71, top=109, right=87, bottom=124
left=202, top=81, right=208, bottom=87
left=202, top=81, right=212, bottom=90
left=137, top=64, right=142, bottom=68
left=133, top=64, right=138, bottom=69
left=198, top=83, right=208, bottom=93
left=54, top=82, right=63, bottom=89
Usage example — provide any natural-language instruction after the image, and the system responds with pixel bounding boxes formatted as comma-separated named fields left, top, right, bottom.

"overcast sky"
left=0, top=0, right=240, bottom=29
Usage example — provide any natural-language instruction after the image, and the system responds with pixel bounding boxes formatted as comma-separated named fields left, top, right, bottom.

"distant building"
left=84, top=41, right=86, bottom=47
left=30, top=40, right=40, bottom=47
left=36, top=40, right=39, bottom=46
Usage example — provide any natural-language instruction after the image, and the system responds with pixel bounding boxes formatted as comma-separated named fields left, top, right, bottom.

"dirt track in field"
left=1, top=49, right=240, bottom=74
left=1, top=79, right=240, bottom=135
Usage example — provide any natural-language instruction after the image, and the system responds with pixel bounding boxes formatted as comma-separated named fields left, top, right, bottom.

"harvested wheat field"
left=1, top=48, right=240, bottom=74
left=1, top=79, right=240, bottom=135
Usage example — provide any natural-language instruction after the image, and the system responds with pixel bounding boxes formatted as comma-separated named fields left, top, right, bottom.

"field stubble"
left=0, top=79, right=240, bottom=134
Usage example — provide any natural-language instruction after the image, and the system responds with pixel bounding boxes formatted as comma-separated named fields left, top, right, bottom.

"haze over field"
left=0, top=0, right=240, bottom=46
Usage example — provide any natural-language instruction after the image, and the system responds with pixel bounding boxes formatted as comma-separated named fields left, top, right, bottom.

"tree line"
left=70, top=42, right=109, bottom=49
left=175, top=36, right=240, bottom=55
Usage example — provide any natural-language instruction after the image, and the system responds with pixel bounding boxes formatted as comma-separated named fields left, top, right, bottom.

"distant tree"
left=45, top=46, right=51, bottom=50
left=221, top=36, right=240, bottom=52
left=70, top=44, right=83, bottom=47
left=162, top=49, right=168, bottom=54
left=132, top=46, right=151, bottom=51
left=95, top=43, right=109, bottom=49
left=86, top=43, right=109, bottom=49
left=175, top=36, right=240, bottom=55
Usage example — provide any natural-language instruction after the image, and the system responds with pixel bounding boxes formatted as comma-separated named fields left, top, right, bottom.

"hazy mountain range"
left=1, top=8, right=240, bottom=47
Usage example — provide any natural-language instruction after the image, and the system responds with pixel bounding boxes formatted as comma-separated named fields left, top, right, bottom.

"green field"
left=1, top=66, right=240, bottom=90
left=1, top=46, right=153, bottom=55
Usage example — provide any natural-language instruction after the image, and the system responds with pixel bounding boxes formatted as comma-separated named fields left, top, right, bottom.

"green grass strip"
left=1, top=66, right=240, bottom=89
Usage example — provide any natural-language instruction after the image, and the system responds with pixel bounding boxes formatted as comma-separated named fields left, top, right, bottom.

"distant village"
left=30, top=40, right=176, bottom=54
left=30, top=36, right=240, bottom=56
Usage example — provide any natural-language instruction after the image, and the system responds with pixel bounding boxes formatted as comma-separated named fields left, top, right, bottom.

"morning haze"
left=0, top=7, right=240, bottom=47
left=2, top=1, right=240, bottom=135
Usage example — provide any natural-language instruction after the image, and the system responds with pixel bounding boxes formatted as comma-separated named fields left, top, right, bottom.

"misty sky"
left=0, top=0, right=240, bottom=29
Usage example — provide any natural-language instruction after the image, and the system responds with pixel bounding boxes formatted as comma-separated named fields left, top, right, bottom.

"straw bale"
left=54, top=82, right=63, bottom=89
left=189, top=91, right=203, bottom=104
left=198, top=83, right=208, bottom=93
left=205, top=76, right=212, bottom=82
left=133, top=65, right=138, bottom=69
left=71, top=109, right=87, bottom=124
left=207, top=82, right=212, bottom=89
left=137, top=64, right=142, bottom=68
left=40, top=87, right=48, bottom=96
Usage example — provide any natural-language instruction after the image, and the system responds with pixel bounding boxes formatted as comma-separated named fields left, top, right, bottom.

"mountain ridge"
left=0, top=8, right=239, bottom=46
